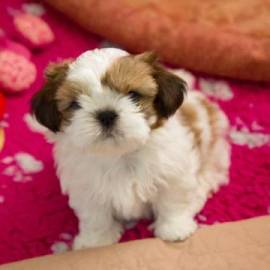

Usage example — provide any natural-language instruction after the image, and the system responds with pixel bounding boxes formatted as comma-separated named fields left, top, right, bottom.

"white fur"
left=50, top=49, right=230, bottom=249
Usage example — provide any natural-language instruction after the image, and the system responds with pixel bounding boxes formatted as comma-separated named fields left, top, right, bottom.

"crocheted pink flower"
left=14, top=13, right=54, bottom=48
left=0, top=50, right=36, bottom=93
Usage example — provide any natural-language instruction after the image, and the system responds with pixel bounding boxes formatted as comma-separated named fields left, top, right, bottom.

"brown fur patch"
left=102, top=53, right=186, bottom=129
left=44, top=60, right=91, bottom=126
left=199, top=97, right=221, bottom=146
left=180, top=103, right=202, bottom=148
left=56, top=81, right=80, bottom=110
left=152, top=64, right=186, bottom=119
left=31, top=60, right=71, bottom=132
left=55, top=81, right=82, bottom=124
left=180, top=95, right=223, bottom=155
left=45, top=60, right=71, bottom=83
left=102, top=55, right=157, bottom=96
left=102, top=55, right=159, bottom=127
left=150, top=118, right=166, bottom=129
left=34, top=52, right=187, bottom=132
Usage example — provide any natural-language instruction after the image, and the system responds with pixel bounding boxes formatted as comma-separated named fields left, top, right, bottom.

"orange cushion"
left=46, top=0, right=270, bottom=81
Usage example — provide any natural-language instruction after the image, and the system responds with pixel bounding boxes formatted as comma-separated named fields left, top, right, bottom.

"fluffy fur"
left=32, top=48, right=230, bottom=249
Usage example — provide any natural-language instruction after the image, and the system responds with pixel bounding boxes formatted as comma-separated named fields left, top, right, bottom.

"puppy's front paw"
left=73, top=222, right=123, bottom=250
left=154, top=216, right=198, bottom=242
left=73, top=234, right=92, bottom=250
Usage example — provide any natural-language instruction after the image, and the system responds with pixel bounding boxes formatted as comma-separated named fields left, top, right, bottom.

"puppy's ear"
left=31, top=61, right=70, bottom=132
left=153, top=65, right=187, bottom=118
left=135, top=51, right=158, bottom=64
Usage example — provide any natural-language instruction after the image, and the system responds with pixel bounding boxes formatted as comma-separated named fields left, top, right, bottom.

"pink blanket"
left=0, top=0, right=270, bottom=265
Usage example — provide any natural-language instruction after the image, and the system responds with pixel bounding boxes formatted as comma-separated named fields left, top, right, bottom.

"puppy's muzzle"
left=96, top=110, right=118, bottom=129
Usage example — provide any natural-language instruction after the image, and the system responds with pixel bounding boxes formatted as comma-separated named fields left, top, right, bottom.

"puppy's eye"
left=68, top=100, right=81, bottom=110
left=128, top=90, right=142, bottom=102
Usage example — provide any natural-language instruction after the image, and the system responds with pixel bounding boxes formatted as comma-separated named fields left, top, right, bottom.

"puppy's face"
left=32, top=48, right=186, bottom=155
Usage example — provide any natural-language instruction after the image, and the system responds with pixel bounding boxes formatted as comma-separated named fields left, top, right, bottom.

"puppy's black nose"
left=97, top=110, right=118, bottom=129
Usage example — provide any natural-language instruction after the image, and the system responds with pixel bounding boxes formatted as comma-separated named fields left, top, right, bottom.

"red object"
left=0, top=92, right=6, bottom=119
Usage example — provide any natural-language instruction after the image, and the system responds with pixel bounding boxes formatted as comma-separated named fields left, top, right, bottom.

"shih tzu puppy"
left=32, top=48, right=230, bottom=249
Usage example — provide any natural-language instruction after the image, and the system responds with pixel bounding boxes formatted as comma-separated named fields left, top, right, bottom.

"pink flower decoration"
left=0, top=50, right=36, bottom=93
left=14, top=13, right=54, bottom=48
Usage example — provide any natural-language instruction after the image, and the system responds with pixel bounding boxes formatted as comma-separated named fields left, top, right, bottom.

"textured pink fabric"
left=0, top=0, right=270, bottom=265
left=0, top=50, right=36, bottom=92
left=13, top=13, right=54, bottom=48
left=0, top=36, right=36, bottom=93
left=0, top=38, right=31, bottom=59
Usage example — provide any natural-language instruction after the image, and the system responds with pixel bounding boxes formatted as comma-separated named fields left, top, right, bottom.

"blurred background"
left=0, top=0, right=270, bottom=265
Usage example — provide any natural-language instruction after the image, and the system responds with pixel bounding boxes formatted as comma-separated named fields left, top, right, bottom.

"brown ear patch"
left=45, top=60, right=71, bottom=82
left=31, top=61, right=70, bottom=132
left=103, top=53, right=187, bottom=129
left=102, top=55, right=160, bottom=127
left=152, top=65, right=187, bottom=119
left=134, top=51, right=158, bottom=64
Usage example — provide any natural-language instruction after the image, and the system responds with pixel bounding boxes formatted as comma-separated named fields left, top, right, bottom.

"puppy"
left=32, top=48, right=230, bottom=249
